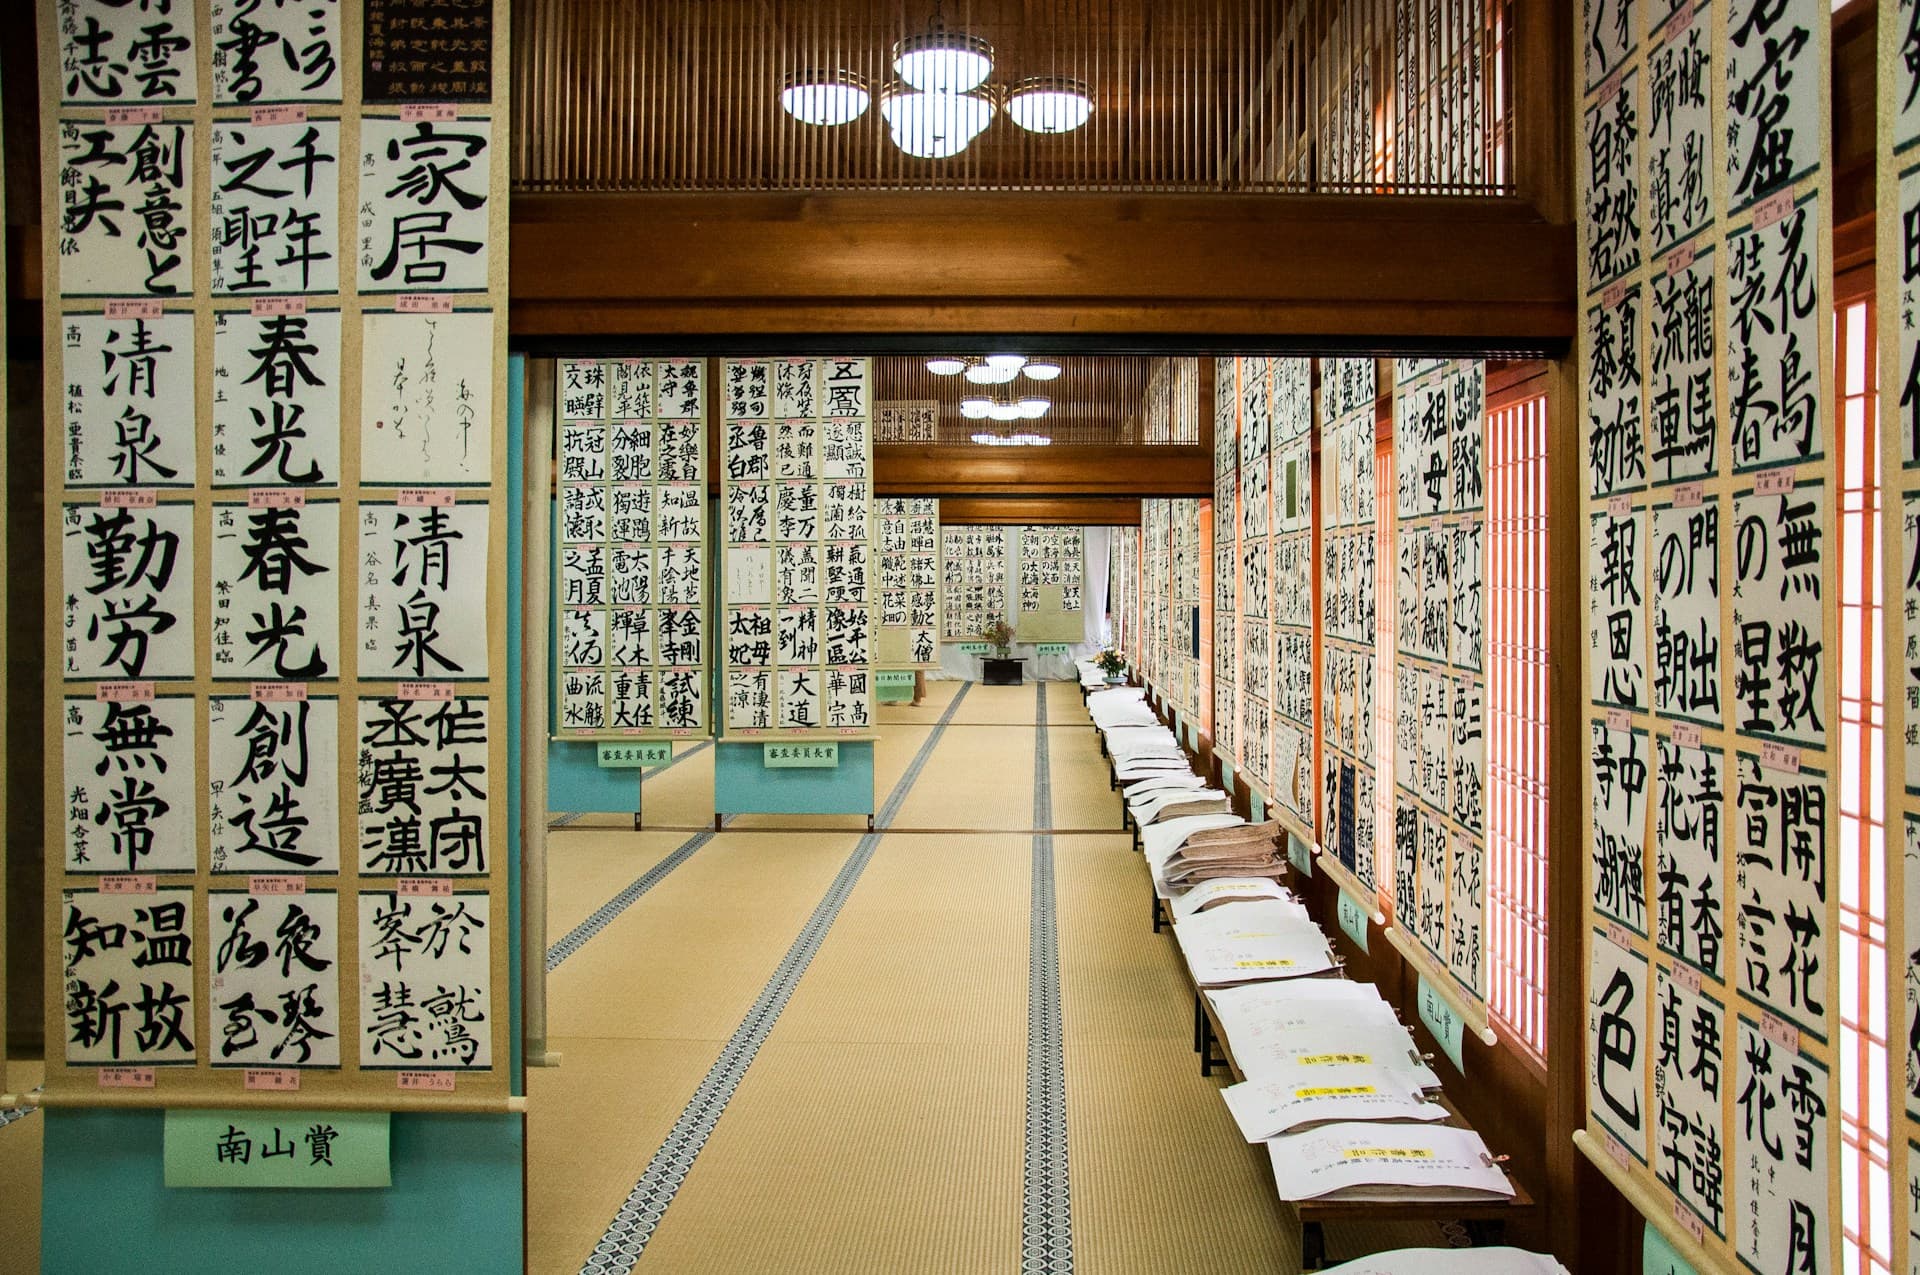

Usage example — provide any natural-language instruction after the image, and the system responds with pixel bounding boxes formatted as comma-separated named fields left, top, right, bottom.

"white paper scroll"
left=357, top=696, right=490, bottom=876
left=62, top=695, right=198, bottom=873
left=209, top=694, right=341, bottom=874
left=62, top=311, right=196, bottom=487
left=209, top=891, right=341, bottom=1067
left=63, top=888, right=198, bottom=1066
left=63, top=500, right=196, bottom=680
left=357, top=117, right=492, bottom=293
left=357, top=502, right=490, bottom=680
left=56, top=121, right=195, bottom=296
left=58, top=0, right=201, bottom=104
left=359, top=311, right=494, bottom=485
left=209, top=120, right=340, bottom=295
left=211, top=308, right=342, bottom=486
left=209, top=0, right=345, bottom=105
left=211, top=499, right=339, bottom=680
left=358, top=891, right=492, bottom=1069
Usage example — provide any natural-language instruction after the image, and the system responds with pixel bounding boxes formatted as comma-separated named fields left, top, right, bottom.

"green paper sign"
left=875, top=670, right=917, bottom=688
left=1643, top=1221, right=1702, bottom=1275
left=164, top=1109, right=390, bottom=1189
left=1036, top=643, right=1070, bottom=656
left=1417, top=974, right=1467, bottom=1075
left=1336, top=890, right=1370, bottom=953
left=953, top=642, right=990, bottom=655
left=1286, top=833, right=1312, bottom=877
left=598, top=741, right=673, bottom=769
left=764, top=741, right=840, bottom=768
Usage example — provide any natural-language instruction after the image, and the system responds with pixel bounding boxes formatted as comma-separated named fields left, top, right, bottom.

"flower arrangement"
left=1095, top=647, right=1126, bottom=677
left=981, top=616, right=1016, bottom=659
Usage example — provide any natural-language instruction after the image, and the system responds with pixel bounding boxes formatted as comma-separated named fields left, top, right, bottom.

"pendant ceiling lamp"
left=781, top=4, right=1088, bottom=158
left=880, top=84, right=996, bottom=160
left=779, top=69, right=871, bottom=126
left=1006, top=77, right=1094, bottom=134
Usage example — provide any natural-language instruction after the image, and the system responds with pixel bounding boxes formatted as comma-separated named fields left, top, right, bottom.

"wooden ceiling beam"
left=875, top=444, right=1209, bottom=496
left=510, top=191, right=1573, bottom=347
left=937, top=496, right=1143, bottom=525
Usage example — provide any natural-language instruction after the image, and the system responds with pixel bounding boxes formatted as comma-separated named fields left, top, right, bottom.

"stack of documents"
left=1264, top=1123, right=1516, bottom=1203
left=1220, top=1053, right=1447, bottom=1140
left=1161, top=822, right=1283, bottom=884
left=1172, top=900, right=1336, bottom=986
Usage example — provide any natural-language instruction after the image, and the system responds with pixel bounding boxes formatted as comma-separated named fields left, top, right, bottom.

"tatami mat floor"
left=531, top=680, right=1446, bottom=1274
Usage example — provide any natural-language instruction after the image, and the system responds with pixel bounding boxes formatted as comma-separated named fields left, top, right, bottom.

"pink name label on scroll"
left=249, top=876, right=307, bottom=897
left=398, top=681, right=455, bottom=702
left=399, top=104, right=459, bottom=123
left=100, top=875, right=157, bottom=896
left=99, top=1067, right=155, bottom=1088
left=1604, top=1133, right=1630, bottom=1168
left=1666, top=242, right=1695, bottom=275
left=1605, top=708, right=1631, bottom=732
left=101, top=489, right=157, bottom=509
left=250, top=104, right=307, bottom=127
left=1606, top=494, right=1630, bottom=517
left=397, top=878, right=453, bottom=898
left=393, top=294, right=454, bottom=314
left=397, top=488, right=456, bottom=507
left=1753, top=189, right=1797, bottom=230
left=1672, top=962, right=1703, bottom=994
left=1606, top=920, right=1635, bottom=951
left=398, top=1071, right=456, bottom=1092
left=245, top=1069, right=302, bottom=1091
left=1760, top=741, right=1802, bottom=773
left=1760, top=1011, right=1801, bottom=1054
left=251, top=296, right=307, bottom=317
left=1670, top=721, right=1702, bottom=748
left=1754, top=468, right=1796, bottom=496
left=104, top=298, right=163, bottom=320
left=1672, top=1199, right=1706, bottom=1244
left=105, top=106, right=162, bottom=126
left=249, top=488, right=307, bottom=510
left=96, top=681, right=155, bottom=703
left=1667, top=0, right=1696, bottom=35
left=1602, top=281, right=1630, bottom=311
left=1672, top=482, right=1703, bottom=508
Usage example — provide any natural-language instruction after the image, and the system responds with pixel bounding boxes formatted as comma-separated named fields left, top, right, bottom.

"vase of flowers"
left=980, top=617, right=1024, bottom=685
left=1095, top=647, right=1126, bottom=683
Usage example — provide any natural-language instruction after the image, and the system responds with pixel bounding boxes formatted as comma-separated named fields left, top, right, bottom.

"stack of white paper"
left=1133, top=786, right=1233, bottom=824
left=1265, top=1123, right=1515, bottom=1203
left=1206, top=982, right=1440, bottom=1089
left=1142, top=814, right=1250, bottom=871
left=1221, top=1054, right=1447, bottom=1140
left=1173, top=901, right=1335, bottom=986
left=1170, top=876, right=1294, bottom=919
left=1322, top=1248, right=1567, bottom=1274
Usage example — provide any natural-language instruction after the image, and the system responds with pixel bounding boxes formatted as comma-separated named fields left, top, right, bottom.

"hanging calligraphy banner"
left=1014, top=525, right=1085, bottom=644
left=1880, top=1, right=1920, bottom=1271
left=39, top=0, right=515, bottom=1110
left=1213, top=360, right=1241, bottom=769
left=875, top=498, right=941, bottom=668
left=1319, top=358, right=1382, bottom=900
left=941, top=524, right=1007, bottom=643
left=1576, top=0, right=1840, bottom=1266
left=552, top=358, right=709, bottom=739
left=719, top=358, right=875, bottom=737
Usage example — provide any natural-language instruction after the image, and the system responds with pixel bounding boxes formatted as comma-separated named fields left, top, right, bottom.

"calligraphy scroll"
left=720, top=358, right=874, bottom=737
left=1213, top=361, right=1241, bottom=768
left=1236, top=361, right=1275, bottom=793
left=1392, top=359, right=1487, bottom=1000
left=40, top=0, right=514, bottom=1109
left=1270, top=358, right=1316, bottom=840
left=553, top=358, right=708, bottom=738
left=1320, top=358, right=1380, bottom=894
left=876, top=498, right=941, bottom=668
left=942, top=524, right=1008, bottom=642
left=1881, top=2, right=1920, bottom=1272
left=1577, top=0, right=1841, bottom=1265
left=1014, top=525, right=1085, bottom=643
left=1168, top=498, right=1203, bottom=721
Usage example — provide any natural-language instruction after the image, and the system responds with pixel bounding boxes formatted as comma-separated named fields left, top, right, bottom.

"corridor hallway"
left=527, top=681, right=1443, bottom=1274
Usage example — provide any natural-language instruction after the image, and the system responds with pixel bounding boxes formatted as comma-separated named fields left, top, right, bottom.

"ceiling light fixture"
left=1006, top=76, right=1094, bottom=134
left=1022, top=360, right=1062, bottom=380
left=984, top=352, right=1027, bottom=371
left=880, top=83, right=996, bottom=160
left=1017, top=395, right=1050, bottom=418
left=779, top=69, right=872, bottom=126
left=893, top=27, right=996, bottom=94
left=959, top=395, right=993, bottom=419
left=926, top=356, right=967, bottom=376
